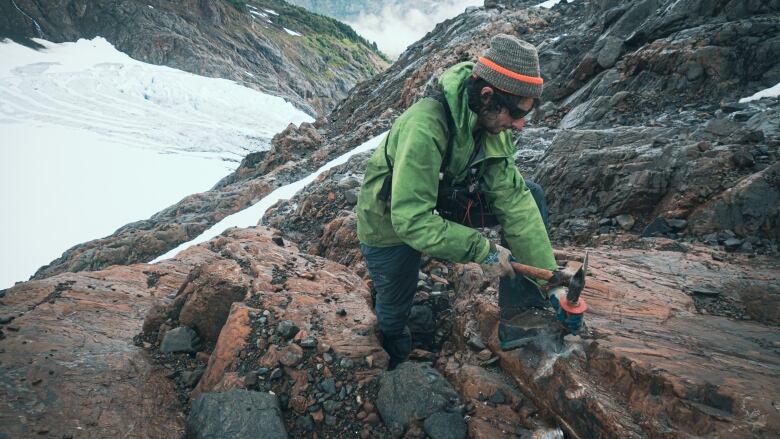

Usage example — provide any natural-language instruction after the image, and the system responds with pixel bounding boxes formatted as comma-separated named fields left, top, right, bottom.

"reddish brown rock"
left=279, top=344, right=304, bottom=367
left=145, top=227, right=388, bottom=402
left=310, top=212, right=366, bottom=274
left=290, top=395, right=309, bottom=414
left=192, top=303, right=253, bottom=398
left=443, top=361, right=522, bottom=407
left=468, top=405, right=528, bottom=439
left=0, top=264, right=188, bottom=438
left=285, top=367, right=310, bottom=399
left=177, top=259, right=250, bottom=344
left=452, top=246, right=780, bottom=438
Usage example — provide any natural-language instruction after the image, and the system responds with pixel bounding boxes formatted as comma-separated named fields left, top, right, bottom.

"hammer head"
left=560, top=251, right=588, bottom=314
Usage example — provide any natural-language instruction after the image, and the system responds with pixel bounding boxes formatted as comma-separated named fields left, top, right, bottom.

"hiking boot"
left=498, top=308, right=557, bottom=350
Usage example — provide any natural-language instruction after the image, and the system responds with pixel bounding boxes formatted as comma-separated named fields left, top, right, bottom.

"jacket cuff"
left=475, top=239, right=491, bottom=263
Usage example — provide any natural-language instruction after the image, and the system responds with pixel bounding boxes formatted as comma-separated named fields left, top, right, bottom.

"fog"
left=347, top=0, right=483, bottom=59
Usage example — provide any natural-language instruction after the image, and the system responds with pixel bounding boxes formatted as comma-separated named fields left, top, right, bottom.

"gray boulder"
left=161, top=326, right=201, bottom=354
left=423, top=411, right=467, bottom=439
left=596, top=36, right=624, bottom=68
left=377, top=362, right=460, bottom=434
left=186, top=390, right=287, bottom=439
left=705, top=118, right=743, bottom=137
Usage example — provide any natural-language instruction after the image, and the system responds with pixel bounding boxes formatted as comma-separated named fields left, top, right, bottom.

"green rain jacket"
left=356, top=62, right=557, bottom=274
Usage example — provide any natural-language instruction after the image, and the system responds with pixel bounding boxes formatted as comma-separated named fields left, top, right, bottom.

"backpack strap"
left=378, top=91, right=455, bottom=203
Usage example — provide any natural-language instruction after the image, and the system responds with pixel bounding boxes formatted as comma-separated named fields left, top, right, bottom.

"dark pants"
left=360, top=243, right=421, bottom=369
left=499, top=181, right=550, bottom=316
left=361, top=181, right=550, bottom=367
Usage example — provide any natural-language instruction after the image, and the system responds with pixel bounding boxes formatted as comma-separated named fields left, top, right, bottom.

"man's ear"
left=479, top=86, right=494, bottom=105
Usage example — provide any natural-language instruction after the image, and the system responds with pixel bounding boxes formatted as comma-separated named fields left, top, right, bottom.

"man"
left=356, top=34, right=584, bottom=369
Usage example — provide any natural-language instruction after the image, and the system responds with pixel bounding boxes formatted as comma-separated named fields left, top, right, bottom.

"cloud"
left=346, top=0, right=483, bottom=59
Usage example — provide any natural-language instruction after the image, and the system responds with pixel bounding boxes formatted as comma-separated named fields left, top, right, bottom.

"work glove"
left=548, top=286, right=584, bottom=335
left=480, top=242, right=515, bottom=279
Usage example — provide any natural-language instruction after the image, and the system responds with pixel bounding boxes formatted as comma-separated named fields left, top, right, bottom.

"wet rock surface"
left=186, top=389, right=287, bottom=439
left=376, top=362, right=462, bottom=434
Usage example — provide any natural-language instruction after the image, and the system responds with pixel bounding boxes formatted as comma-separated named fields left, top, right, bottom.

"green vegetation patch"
left=300, top=34, right=383, bottom=80
left=226, top=0, right=389, bottom=61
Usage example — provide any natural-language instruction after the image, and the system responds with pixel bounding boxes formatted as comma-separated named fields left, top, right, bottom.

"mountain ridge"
left=0, top=0, right=388, bottom=115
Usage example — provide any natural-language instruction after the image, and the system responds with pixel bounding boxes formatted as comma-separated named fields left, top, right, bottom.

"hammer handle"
left=510, top=262, right=613, bottom=297
left=510, top=262, right=554, bottom=281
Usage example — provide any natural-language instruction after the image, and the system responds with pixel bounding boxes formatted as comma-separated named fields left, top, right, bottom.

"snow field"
left=0, top=37, right=312, bottom=288
left=740, top=82, right=780, bottom=103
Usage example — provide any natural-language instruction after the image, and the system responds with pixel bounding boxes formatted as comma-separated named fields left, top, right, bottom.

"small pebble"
left=299, top=336, right=318, bottom=349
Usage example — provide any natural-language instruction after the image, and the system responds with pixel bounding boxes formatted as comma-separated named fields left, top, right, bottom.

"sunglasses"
left=507, top=98, right=541, bottom=120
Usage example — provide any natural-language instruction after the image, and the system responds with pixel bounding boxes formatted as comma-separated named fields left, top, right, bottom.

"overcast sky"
left=347, top=0, right=482, bottom=59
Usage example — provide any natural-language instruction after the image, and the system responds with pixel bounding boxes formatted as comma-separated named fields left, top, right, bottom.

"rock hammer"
left=510, top=251, right=592, bottom=316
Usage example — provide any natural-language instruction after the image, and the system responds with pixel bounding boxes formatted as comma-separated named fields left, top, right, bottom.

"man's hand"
left=548, top=287, right=584, bottom=335
left=480, top=242, right=515, bottom=279
left=545, top=265, right=581, bottom=290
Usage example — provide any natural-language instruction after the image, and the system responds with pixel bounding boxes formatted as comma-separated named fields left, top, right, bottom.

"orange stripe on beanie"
left=477, top=57, right=543, bottom=86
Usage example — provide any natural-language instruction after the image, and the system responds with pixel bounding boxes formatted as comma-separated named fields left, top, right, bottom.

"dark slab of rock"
left=535, top=125, right=778, bottom=244
left=688, top=162, right=779, bottom=240
left=642, top=217, right=672, bottom=237
left=377, top=362, right=461, bottom=433
left=160, top=326, right=201, bottom=354
left=276, top=320, right=300, bottom=340
left=186, top=390, right=287, bottom=439
left=423, top=411, right=467, bottom=439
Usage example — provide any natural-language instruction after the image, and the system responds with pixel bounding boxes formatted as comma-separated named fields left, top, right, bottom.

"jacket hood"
left=439, top=62, right=478, bottom=155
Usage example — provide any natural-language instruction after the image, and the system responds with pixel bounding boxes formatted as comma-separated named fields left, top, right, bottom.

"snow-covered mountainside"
left=0, top=0, right=388, bottom=115
left=0, top=37, right=311, bottom=289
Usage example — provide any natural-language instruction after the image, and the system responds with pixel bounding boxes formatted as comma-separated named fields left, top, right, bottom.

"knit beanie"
left=472, top=34, right=543, bottom=98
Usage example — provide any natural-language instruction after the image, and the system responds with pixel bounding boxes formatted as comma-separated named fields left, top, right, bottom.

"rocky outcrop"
left=5, top=1, right=780, bottom=438
left=186, top=390, right=288, bottom=439
left=534, top=113, right=779, bottom=247
left=1, top=225, right=393, bottom=437
left=0, top=262, right=192, bottom=438
left=450, top=243, right=780, bottom=438
left=136, top=226, right=393, bottom=437
left=262, top=151, right=371, bottom=263
left=0, top=0, right=387, bottom=115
